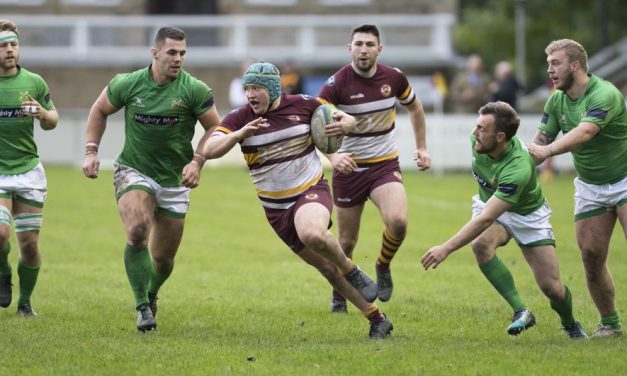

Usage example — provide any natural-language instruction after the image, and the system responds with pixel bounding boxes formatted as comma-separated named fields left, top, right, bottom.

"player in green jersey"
left=82, top=26, right=221, bottom=332
left=528, top=39, right=627, bottom=338
left=421, top=101, right=586, bottom=339
left=0, top=19, right=59, bottom=317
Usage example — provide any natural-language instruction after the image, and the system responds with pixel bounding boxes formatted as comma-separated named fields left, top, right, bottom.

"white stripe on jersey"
left=338, top=130, right=397, bottom=160
left=398, top=88, right=416, bottom=105
left=252, top=151, right=321, bottom=195
left=242, top=123, right=309, bottom=147
left=336, top=96, right=397, bottom=115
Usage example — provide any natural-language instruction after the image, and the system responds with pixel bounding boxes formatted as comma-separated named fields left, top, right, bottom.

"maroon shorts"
left=332, top=158, right=402, bottom=208
left=263, top=178, right=333, bottom=253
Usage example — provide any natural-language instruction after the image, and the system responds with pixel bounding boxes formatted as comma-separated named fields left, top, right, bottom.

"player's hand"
left=328, top=152, right=357, bottom=175
left=237, top=117, right=269, bottom=141
left=181, top=161, right=202, bottom=189
left=20, top=95, right=42, bottom=119
left=82, top=154, right=100, bottom=179
left=421, top=245, right=449, bottom=270
left=328, top=111, right=355, bottom=135
left=414, top=148, right=431, bottom=171
left=526, top=143, right=551, bottom=165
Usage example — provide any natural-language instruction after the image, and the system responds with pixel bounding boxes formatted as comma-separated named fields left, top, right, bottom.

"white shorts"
left=574, top=175, right=627, bottom=221
left=0, top=162, right=47, bottom=208
left=472, top=195, right=555, bottom=247
left=113, top=162, right=190, bottom=219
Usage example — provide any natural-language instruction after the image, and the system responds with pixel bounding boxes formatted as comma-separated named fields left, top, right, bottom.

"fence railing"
left=6, top=14, right=457, bottom=68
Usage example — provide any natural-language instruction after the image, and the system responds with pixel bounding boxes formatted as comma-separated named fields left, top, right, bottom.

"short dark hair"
left=0, top=19, right=19, bottom=36
left=351, top=24, right=380, bottom=44
left=479, top=101, right=520, bottom=141
left=154, top=26, right=186, bottom=47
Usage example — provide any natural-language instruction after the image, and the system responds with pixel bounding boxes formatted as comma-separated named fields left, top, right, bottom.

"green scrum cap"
left=242, top=62, right=281, bottom=103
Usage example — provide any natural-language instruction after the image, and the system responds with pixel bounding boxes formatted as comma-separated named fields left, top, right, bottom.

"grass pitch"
left=0, top=166, right=624, bottom=375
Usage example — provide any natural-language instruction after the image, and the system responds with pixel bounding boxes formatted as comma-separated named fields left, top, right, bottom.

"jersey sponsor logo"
left=305, top=193, right=319, bottom=200
left=132, top=97, right=145, bottom=108
left=497, top=183, right=518, bottom=196
left=337, top=197, right=351, bottom=203
left=380, top=84, right=392, bottom=97
left=326, top=76, right=336, bottom=86
left=559, top=114, right=566, bottom=125
left=0, top=107, right=28, bottom=118
left=350, top=93, right=365, bottom=99
left=133, top=113, right=179, bottom=126
left=472, top=170, right=493, bottom=189
left=586, top=108, right=607, bottom=120
left=288, top=115, right=301, bottom=122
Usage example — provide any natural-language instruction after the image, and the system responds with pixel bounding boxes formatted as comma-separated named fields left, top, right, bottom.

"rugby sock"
left=124, top=244, right=151, bottom=307
left=148, top=262, right=173, bottom=295
left=601, top=312, right=621, bottom=329
left=479, top=255, right=525, bottom=311
left=0, top=243, right=11, bottom=276
left=377, top=228, right=404, bottom=267
left=332, top=289, right=345, bottom=300
left=17, top=259, right=39, bottom=306
left=362, top=303, right=384, bottom=322
left=549, top=285, right=575, bottom=327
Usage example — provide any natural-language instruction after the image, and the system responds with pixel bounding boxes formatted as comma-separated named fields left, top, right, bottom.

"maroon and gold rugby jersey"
left=318, top=63, right=415, bottom=168
left=214, top=94, right=324, bottom=209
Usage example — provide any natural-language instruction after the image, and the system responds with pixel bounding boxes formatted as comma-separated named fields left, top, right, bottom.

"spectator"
left=450, top=54, right=491, bottom=113
left=280, top=59, right=305, bottom=95
left=490, top=61, right=521, bottom=110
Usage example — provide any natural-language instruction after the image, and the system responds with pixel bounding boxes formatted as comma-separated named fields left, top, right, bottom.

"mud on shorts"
left=332, top=158, right=402, bottom=208
left=263, top=178, right=333, bottom=253
left=471, top=195, right=555, bottom=248
left=573, top=175, right=627, bottom=221
left=113, top=161, right=190, bottom=219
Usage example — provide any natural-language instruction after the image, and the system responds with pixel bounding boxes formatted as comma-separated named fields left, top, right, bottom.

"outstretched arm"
left=421, top=196, right=512, bottom=270
left=203, top=117, right=269, bottom=159
left=82, top=87, right=119, bottom=179
left=528, top=122, right=599, bottom=165
left=405, top=98, right=431, bottom=171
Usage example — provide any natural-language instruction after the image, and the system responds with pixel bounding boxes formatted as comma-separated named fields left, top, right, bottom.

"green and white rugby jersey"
left=540, top=74, right=627, bottom=185
left=471, top=135, right=545, bottom=216
left=107, top=66, right=214, bottom=187
left=0, top=66, right=54, bottom=175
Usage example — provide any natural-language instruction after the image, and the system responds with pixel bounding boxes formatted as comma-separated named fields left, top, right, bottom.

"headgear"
left=242, top=62, right=281, bottom=104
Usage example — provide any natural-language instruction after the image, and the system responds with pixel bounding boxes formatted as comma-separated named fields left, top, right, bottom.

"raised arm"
left=203, top=117, right=269, bottom=159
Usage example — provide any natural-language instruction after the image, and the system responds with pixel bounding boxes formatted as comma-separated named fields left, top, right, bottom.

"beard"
left=557, top=71, right=575, bottom=91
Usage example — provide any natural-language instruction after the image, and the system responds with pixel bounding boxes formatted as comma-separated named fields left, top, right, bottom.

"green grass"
left=0, top=166, right=624, bottom=375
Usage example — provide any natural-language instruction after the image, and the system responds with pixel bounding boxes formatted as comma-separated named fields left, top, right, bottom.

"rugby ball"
left=311, top=104, right=343, bottom=154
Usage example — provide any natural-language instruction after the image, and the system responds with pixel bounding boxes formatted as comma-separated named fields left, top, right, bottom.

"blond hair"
left=545, top=39, right=588, bottom=72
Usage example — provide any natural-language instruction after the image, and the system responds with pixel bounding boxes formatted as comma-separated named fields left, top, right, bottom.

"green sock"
left=0, top=243, right=11, bottom=276
left=550, top=285, right=575, bottom=327
left=17, top=259, right=40, bottom=306
left=601, top=312, right=621, bottom=329
left=479, top=256, right=525, bottom=311
left=124, top=244, right=151, bottom=308
left=148, top=262, right=173, bottom=295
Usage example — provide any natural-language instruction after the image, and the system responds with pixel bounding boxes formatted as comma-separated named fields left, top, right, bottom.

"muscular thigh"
left=575, top=211, right=616, bottom=253
left=370, top=182, right=407, bottom=222
left=118, top=189, right=157, bottom=231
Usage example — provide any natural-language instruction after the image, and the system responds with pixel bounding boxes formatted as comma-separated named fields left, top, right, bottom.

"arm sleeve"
left=493, top=159, right=530, bottom=205
left=538, top=93, right=561, bottom=136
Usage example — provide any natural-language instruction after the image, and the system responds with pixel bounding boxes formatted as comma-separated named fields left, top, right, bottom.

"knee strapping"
left=14, top=213, right=43, bottom=232
left=0, top=205, right=10, bottom=226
